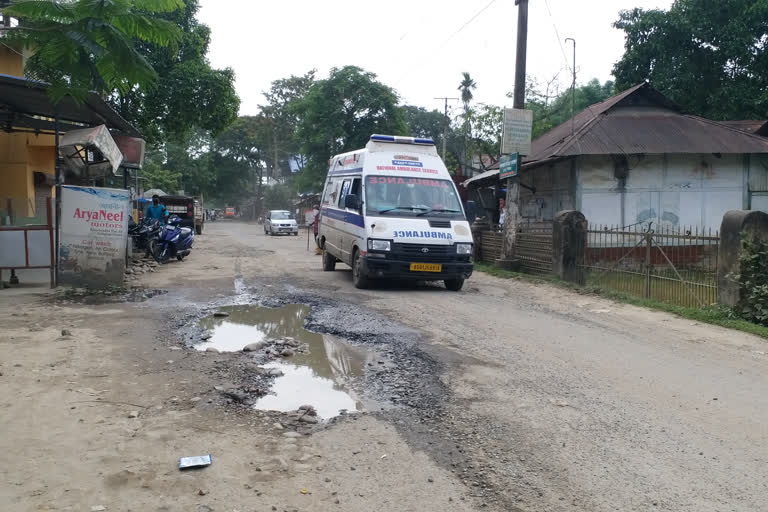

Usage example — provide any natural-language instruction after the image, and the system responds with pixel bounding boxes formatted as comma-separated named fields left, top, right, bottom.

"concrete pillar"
left=553, top=210, right=587, bottom=284
left=718, top=210, right=768, bottom=307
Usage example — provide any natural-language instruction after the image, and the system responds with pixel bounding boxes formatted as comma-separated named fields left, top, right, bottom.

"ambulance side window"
left=350, top=178, right=361, bottom=198
left=338, top=180, right=351, bottom=208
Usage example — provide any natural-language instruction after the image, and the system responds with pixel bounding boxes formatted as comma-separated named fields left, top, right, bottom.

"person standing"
left=312, top=205, right=322, bottom=255
left=145, top=195, right=168, bottom=223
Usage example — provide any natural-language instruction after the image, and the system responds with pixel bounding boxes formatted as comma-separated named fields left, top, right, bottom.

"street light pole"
left=565, top=37, right=576, bottom=137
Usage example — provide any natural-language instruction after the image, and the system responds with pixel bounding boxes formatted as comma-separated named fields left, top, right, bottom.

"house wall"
left=518, top=158, right=576, bottom=221
left=0, top=132, right=56, bottom=219
left=0, top=46, right=24, bottom=77
left=578, top=153, right=749, bottom=231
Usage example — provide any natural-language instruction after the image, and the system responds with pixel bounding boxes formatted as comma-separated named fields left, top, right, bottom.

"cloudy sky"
left=198, top=0, right=673, bottom=116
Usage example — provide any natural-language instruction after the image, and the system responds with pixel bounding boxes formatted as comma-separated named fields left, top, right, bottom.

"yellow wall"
left=0, top=132, right=56, bottom=216
left=0, top=46, right=24, bottom=77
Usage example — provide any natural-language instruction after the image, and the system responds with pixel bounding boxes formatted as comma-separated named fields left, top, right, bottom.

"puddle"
left=197, top=304, right=369, bottom=418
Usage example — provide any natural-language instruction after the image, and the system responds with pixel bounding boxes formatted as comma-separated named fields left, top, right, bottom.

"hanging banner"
left=59, top=185, right=130, bottom=287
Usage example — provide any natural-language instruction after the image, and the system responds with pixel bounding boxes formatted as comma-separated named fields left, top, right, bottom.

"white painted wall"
left=578, top=154, right=749, bottom=231
left=518, top=159, right=575, bottom=221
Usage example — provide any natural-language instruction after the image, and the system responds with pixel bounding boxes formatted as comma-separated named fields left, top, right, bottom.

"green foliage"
left=612, top=0, right=768, bottom=120
left=457, top=71, right=477, bottom=107
left=524, top=77, right=615, bottom=138
left=260, top=70, right=316, bottom=179
left=292, top=65, right=407, bottom=192
left=4, top=0, right=183, bottom=102
left=109, top=0, right=240, bottom=144
left=735, top=236, right=768, bottom=326
left=263, top=182, right=295, bottom=212
left=140, top=155, right=182, bottom=192
left=401, top=105, right=446, bottom=146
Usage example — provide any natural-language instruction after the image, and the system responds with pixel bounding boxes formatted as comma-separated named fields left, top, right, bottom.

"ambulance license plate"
left=410, top=263, right=442, bottom=272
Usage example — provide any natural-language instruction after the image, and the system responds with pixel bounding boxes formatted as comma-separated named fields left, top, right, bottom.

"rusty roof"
left=517, top=83, right=768, bottom=170
left=718, top=120, right=767, bottom=134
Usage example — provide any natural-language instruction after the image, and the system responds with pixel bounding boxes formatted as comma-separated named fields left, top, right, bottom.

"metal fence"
left=577, top=223, right=719, bottom=308
left=515, top=222, right=553, bottom=275
left=476, top=221, right=553, bottom=274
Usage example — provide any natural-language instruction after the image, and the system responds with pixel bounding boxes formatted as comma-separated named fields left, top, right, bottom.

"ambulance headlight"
left=368, top=239, right=391, bottom=251
left=455, top=243, right=472, bottom=255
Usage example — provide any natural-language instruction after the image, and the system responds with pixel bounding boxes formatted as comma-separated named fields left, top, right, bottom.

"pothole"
left=196, top=304, right=373, bottom=419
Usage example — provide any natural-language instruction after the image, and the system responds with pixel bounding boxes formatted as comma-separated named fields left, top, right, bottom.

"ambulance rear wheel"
left=322, top=248, right=336, bottom=271
left=352, top=249, right=368, bottom=289
left=444, top=278, right=464, bottom=291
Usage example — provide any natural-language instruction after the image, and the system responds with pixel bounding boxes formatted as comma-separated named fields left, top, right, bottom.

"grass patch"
left=474, top=263, right=768, bottom=339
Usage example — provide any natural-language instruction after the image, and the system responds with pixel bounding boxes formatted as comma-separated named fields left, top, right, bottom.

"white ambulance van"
left=317, top=134, right=474, bottom=290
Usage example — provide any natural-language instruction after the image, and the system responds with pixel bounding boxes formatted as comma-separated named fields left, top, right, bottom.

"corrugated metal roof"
left=719, top=120, right=766, bottom=134
left=0, top=73, right=140, bottom=137
left=521, top=83, right=768, bottom=169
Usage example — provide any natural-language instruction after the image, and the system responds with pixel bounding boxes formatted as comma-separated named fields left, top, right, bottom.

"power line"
left=394, top=0, right=498, bottom=88
left=438, top=0, right=498, bottom=50
left=543, top=0, right=572, bottom=73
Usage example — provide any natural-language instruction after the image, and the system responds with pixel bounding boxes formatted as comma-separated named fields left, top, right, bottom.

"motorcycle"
left=151, top=215, right=194, bottom=264
left=129, top=216, right=162, bottom=258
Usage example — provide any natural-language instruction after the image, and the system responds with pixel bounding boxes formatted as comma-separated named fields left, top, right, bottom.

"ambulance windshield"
left=365, top=176, right=464, bottom=218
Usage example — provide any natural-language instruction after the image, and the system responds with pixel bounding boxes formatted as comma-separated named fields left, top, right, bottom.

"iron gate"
left=577, top=223, right=719, bottom=307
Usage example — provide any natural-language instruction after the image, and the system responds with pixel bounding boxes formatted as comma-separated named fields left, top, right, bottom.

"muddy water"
left=197, top=304, right=367, bottom=418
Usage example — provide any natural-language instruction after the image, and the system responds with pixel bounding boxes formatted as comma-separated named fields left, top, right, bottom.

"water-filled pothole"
left=197, top=304, right=368, bottom=418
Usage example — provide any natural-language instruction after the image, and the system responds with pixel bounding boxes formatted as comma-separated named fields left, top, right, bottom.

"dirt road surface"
left=1, top=220, right=766, bottom=512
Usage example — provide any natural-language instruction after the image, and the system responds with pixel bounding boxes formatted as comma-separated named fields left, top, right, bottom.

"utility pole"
left=500, top=0, right=528, bottom=265
left=434, top=96, right=458, bottom=162
left=565, top=37, right=576, bottom=136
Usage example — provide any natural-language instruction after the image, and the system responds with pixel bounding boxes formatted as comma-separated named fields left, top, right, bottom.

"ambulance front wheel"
left=444, top=278, right=464, bottom=291
left=352, top=249, right=369, bottom=289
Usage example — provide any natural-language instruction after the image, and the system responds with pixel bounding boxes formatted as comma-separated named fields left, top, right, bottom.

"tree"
left=612, top=0, right=768, bottom=120
left=212, top=116, right=270, bottom=206
left=109, top=0, right=239, bottom=144
left=401, top=105, right=447, bottom=147
left=517, top=77, right=615, bottom=138
left=261, top=70, right=316, bottom=181
left=465, top=104, right=503, bottom=171
left=292, top=65, right=407, bottom=191
left=458, top=72, right=477, bottom=108
left=3, top=0, right=183, bottom=102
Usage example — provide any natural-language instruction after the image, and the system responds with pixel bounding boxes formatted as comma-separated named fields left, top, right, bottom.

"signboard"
left=59, top=186, right=131, bottom=287
left=501, top=108, right=533, bottom=156
left=499, top=153, right=520, bottom=179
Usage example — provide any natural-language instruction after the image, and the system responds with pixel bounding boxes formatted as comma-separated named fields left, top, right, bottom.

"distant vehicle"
left=224, top=207, right=236, bottom=218
left=264, top=210, right=298, bottom=236
left=155, top=195, right=199, bottom=232
left=317, top=134, right=474, bottom=291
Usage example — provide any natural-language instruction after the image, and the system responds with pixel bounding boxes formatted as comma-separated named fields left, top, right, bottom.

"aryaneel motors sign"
left=59, top=185, right=130, bottom=287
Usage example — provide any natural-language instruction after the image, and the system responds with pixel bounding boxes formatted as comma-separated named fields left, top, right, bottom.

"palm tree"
left=458, top=72, right=477, bottom=109
left=457, top=72, right=477, bottom=168
left=1, top=0, right=183, bottom=101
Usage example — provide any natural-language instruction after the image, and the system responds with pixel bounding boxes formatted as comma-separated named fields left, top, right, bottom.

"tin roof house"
left=464, top=83, right=768, bottom=230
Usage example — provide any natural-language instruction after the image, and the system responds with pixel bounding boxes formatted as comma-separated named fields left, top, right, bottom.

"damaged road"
left=1, top=221, right=767, bottom=512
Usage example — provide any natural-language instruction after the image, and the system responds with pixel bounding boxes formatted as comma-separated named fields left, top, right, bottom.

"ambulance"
left=317, top=134, right=474, bottom=290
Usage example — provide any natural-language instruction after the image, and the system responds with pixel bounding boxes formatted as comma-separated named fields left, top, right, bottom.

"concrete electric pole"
left=499, top=0, right=529, bottom=265
left=434, top=97, right=458, bottom=162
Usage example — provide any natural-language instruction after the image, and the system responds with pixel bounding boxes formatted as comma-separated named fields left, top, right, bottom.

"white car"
left=264, top=210, right=298, bottom=236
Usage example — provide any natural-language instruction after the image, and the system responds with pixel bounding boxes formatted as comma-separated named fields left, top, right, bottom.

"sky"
left=198, top=0, right=674, bottom=117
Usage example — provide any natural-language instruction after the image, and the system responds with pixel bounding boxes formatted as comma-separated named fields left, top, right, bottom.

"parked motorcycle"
left=151, top=215, right=194, bottom=264
left=129, top=216, right=162, bottom=258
